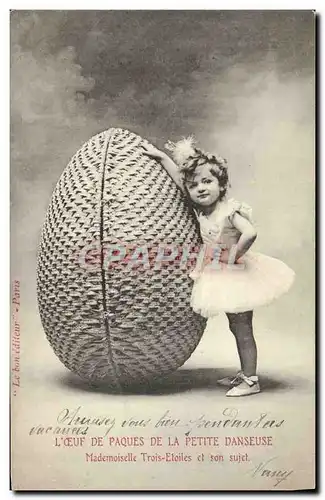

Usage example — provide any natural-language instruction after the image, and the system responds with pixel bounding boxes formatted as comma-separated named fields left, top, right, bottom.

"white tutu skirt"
left=190, top=252, right=295, bottom=317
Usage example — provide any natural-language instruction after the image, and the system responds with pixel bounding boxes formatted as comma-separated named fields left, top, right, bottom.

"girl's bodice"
left=195, top=198, right=253, bottom=249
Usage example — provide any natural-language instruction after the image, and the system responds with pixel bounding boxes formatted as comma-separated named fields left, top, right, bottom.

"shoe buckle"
left=241, top=374, right=258, bottom=387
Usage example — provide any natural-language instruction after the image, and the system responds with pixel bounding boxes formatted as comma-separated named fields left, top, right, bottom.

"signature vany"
left=249, top=456, right=294, bottom=487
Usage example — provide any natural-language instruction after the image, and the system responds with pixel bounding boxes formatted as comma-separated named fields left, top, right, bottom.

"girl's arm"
left=220, top=213, right=257, bottom=263
left=142, top=143, right=185, bottom=192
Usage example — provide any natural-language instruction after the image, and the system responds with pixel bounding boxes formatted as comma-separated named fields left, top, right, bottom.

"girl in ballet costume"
left=142, top=137, right=295, bottom=397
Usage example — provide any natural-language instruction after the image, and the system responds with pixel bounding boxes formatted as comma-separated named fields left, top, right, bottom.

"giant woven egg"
left=37, top=128, right=206, bottom=390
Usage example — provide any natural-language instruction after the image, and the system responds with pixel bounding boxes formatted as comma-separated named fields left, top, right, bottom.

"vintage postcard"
left=10, top=10, right=315, bottom=491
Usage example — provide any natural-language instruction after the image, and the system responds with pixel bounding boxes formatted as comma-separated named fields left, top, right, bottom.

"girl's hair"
left=165, top=137, right=230, bottom=201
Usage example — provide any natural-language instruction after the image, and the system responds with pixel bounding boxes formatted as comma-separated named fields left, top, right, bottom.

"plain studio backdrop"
left=10, top=11, right=315, bottom=490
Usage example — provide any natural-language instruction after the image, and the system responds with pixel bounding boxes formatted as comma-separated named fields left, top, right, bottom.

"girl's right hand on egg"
left=141, top=142, right=165, bottom=160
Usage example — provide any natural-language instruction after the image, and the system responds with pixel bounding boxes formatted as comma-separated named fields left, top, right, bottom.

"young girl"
left=142, top=137, right=295, bottom=397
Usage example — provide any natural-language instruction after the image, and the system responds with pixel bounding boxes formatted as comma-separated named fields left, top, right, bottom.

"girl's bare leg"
left=226, top=310, right=257, bottom=377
